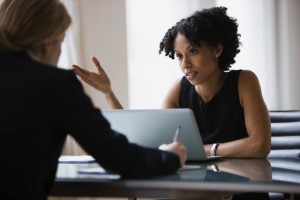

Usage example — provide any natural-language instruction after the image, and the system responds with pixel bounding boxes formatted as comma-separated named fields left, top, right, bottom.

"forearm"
left=205, top=136, right=271, bottom=158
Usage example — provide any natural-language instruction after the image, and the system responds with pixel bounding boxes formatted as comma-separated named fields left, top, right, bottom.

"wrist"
left=104, top=89, right=115, bottom=98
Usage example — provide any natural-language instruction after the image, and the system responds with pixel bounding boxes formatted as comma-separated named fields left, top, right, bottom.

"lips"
left=185, top=71, right=198, bottom=80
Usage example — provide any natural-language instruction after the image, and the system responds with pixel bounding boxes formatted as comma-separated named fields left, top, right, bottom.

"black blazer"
left=0, top=51, right=179, bottom=199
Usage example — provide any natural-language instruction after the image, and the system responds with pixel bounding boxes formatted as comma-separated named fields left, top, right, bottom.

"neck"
left=26, top=48, right=42, bottom=62
left=195, top=70, right=227, bottom=103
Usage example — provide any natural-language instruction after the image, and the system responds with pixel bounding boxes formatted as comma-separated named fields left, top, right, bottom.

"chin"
left=188, top=79, right=201, bottom=86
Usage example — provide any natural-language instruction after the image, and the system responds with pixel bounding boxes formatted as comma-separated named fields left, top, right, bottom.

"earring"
left=216, top=54, right=219, bottom=58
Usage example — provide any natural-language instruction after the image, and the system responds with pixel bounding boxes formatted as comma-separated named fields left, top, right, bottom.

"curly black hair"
left=159, top=7, right=241, bottom=71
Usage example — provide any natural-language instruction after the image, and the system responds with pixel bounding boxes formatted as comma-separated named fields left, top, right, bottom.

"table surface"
left=50, top=158, right=300, bottom=199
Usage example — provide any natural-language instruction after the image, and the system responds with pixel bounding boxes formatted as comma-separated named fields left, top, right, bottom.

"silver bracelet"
left=210, top=143, right=219, bottom=156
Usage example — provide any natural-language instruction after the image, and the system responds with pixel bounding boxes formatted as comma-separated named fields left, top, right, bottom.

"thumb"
left=91, top=56, right=105, bottom=74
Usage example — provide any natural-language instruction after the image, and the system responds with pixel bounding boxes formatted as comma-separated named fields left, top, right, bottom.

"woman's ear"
left=28, top=42, right=50, bottom=59
left=40, top=41, right=52, bottom=56
left=215, top=44, right=223, bottom=58
left=27, top=41, right=52, bottom=63
left=39, top=41, right=57, bottom=64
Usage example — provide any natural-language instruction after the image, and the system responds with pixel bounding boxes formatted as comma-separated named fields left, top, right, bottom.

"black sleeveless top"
left=179, top=70, right=248, bottom=144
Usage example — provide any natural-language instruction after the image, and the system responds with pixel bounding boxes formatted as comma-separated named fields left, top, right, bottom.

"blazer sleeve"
left=51, top=71, right=180, bottom=176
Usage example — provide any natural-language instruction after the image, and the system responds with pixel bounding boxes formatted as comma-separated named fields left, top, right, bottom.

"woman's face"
left=173, top=34, right=221, bottom=85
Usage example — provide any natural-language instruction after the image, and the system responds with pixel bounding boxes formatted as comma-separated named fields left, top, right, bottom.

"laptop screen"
left=101, top=108, right=210, bottom=161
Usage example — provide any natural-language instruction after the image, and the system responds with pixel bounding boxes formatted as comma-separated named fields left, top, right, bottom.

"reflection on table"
left=51, top=158, right=300, bottom=199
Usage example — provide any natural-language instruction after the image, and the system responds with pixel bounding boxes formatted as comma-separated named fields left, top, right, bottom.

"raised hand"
left=72, top=56, right=113, bottom=95
left=72, top=56, right=123, bottom=109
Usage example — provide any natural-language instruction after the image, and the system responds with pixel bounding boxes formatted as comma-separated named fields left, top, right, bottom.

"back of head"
left=0, top=0, right=71, bottom=52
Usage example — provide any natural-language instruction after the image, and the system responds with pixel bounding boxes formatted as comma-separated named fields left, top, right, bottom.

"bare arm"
left=72, top=56, right=123, bottom=109
left=161, top=79, right=182, bottom=108
left=204, top=70, right=271, bottom=158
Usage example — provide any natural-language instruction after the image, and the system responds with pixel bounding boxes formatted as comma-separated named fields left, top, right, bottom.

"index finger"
left=72, top=64, right=90, bottom=75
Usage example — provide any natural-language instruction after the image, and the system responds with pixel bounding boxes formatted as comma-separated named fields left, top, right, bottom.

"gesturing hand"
left=72, top=56, right=113, bottom=95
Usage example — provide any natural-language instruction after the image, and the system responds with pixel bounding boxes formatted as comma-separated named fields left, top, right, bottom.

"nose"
left=181, top=56, right=191, bottom=69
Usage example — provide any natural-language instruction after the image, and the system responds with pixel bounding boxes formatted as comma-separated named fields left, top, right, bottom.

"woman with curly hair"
left=73, top=7, right=271, bottom=159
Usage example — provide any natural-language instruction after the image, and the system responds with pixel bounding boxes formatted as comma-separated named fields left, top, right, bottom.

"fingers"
left=174, top=142, right=188, bottom=166
left=72, top=56, right=106, bottom=76
left=181, top=154, right=187, bottom=166
left=91, top=56, right=105, bottom=74
left=177, top=142, right=187, bottom=152
left=72, top=64, right=90, bottom=76
left=159, top=142, right=187, bottom=166
left=81, top=77, right=99, bottom=89
left=79, top=76, right=93, bottom=85
left=158, top=144, right=167, bottom=150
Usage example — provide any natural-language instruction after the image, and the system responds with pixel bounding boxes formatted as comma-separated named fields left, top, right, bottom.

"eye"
left=175, top=53, right=183, bottom=61
left=189, top=48, right=199, bottom=55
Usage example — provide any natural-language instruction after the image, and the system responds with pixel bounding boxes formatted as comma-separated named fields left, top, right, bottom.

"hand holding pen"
left=159, top=125, right=187, bottom=166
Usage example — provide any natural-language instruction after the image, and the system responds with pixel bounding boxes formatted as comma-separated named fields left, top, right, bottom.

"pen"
left=173, top=126, right=181, bottom=142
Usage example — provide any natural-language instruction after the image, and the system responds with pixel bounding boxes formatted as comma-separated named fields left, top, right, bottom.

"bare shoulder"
left=239, top=70, right=259, bottom=84
left=238, top=70, right=263, bottom=106
left=165, top=78, right=182, bottom=94
left=238, top=70, right=262, bottom=91
left=170, top=78, right=182, bottom=90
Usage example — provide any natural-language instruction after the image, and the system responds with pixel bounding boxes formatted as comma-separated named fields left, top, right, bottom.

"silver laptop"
left=101, top=108, right=221, bottom=162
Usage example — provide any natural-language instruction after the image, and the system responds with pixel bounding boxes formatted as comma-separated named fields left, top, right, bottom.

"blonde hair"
left=0, top=0, right=71, bottom=52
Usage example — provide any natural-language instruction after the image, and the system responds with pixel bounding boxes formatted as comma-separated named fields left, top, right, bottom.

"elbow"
left=256, top=147, right=270, bottom=158
left=252, top=139, right=271, bottom=158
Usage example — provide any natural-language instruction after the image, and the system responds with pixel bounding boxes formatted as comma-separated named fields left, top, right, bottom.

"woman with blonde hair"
left=0, top=0, right=187, bottom=199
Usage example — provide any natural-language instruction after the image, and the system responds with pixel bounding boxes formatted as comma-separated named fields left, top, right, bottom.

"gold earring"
left=216, top=54, right=219, bottom=58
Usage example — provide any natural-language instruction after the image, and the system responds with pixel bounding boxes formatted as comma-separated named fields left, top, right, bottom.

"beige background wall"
left=60, top=0, right=129, bottom=110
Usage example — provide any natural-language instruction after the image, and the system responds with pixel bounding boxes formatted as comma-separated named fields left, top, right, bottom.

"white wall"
left=60, top=0, right=128, bottom=109
left=277, top=0, right=300, bottom=109
left=59, top=0, right=129, bottom=156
